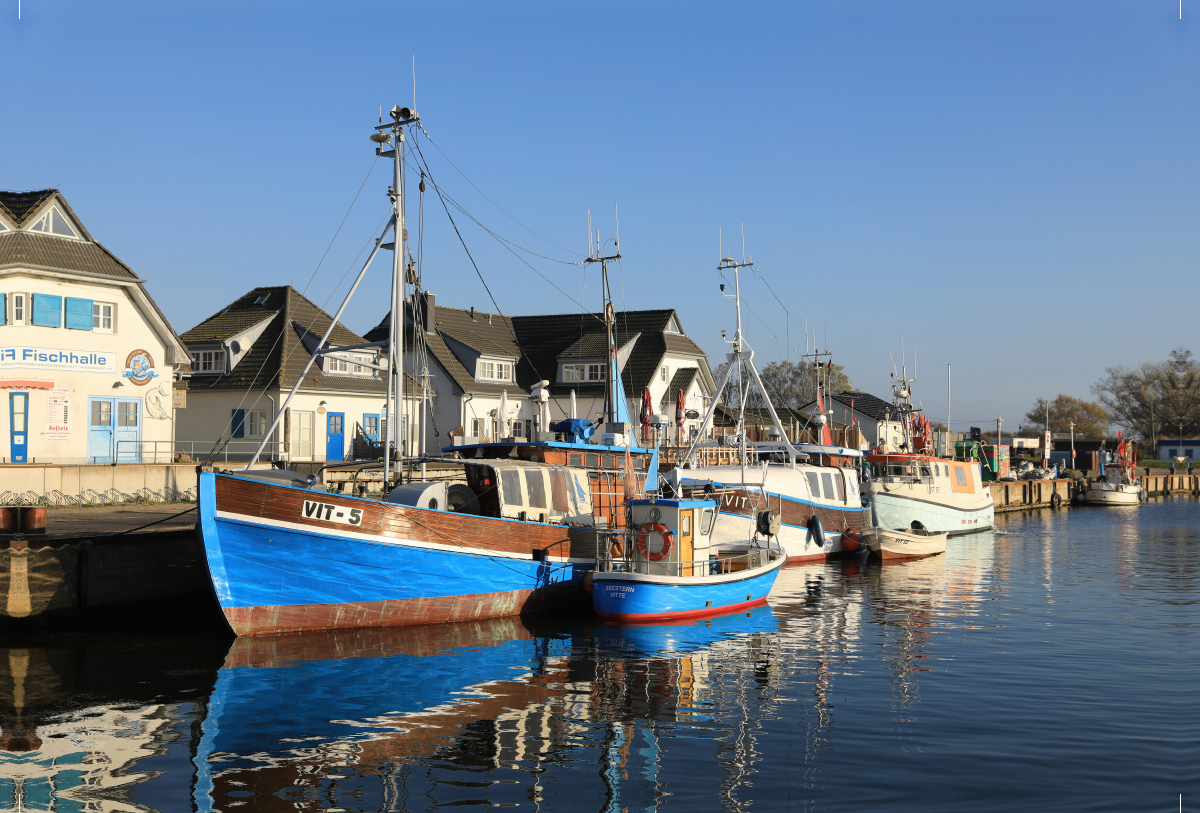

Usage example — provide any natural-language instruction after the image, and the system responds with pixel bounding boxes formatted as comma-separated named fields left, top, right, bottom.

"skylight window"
left=27, top=207, right=79, bottom=238
left=254, top=294, right=269, bottom=305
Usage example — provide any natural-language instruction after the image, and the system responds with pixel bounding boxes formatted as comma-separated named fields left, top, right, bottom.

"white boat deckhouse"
left=177, top=286, right=423, bottom=463
left=0, top=189, right=189, bottom=464
left=364, top=293, right=716, bottom=455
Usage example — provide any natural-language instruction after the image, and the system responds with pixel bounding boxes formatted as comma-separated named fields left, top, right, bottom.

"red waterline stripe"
left=595, top=597, right=768, bottom=624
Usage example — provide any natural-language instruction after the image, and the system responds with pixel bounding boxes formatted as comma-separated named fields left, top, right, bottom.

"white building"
left=0, top=189, right=189, bottom=464
left=177, top=286, right=420, bottom=463
left=366, top=295, right=715, bottom=453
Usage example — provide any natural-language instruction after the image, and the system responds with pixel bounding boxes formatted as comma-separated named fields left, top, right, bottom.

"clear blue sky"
left=4, top=1, right=1198, bottom=432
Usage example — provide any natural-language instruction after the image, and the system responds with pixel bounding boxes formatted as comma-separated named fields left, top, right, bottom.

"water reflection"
left=1, top=502, right=1195, bottom=812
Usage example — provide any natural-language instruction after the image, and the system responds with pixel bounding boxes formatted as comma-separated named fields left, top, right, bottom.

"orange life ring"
left=636, top=522, right=674, bottom=562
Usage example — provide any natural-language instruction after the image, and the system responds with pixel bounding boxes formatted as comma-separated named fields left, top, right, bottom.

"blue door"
left=88, top=397, right=142, bottom=463
left=326, top=413, right=345, bottom=462
left=88, top=397, right=113, bottom=463
left=10, top=393, right=28, bottom=463
left=115, top=399, right=142, bottom=462
left=363, top=413, right=380, bottom=443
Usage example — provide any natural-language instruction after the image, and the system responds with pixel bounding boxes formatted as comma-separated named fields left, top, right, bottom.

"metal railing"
left=110, top=440, right=289, bottom=465
left=595, top=531, right=781, bottom=577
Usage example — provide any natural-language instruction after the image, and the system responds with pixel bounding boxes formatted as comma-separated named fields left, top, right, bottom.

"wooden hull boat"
left=1081, top=482, right=1142, bottom=505
left=863, top=526, right=947, bottom=560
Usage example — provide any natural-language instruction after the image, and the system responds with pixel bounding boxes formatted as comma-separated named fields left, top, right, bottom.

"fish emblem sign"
left=123, top=349, right=159, bottom=385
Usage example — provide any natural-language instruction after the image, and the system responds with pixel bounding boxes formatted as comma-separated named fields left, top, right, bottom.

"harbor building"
left=0, top=189, right=189, bottom=464
left=797, top=391, right=906, bottom=450
left=177, top=286, right=419, bottom=463
left=366, top=294, right=715, bottom=454
left=1157, top=439, right=1199, bottom=461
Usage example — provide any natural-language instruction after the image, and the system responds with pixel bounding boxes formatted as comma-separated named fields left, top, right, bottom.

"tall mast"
left=376, top=106, right=418, bottom=484
left=584, top=218, right=621, bottom=427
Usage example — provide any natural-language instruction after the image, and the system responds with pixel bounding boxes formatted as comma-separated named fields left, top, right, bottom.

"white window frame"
left=661, top=365, right=668, bottom=382
left=92, top=301, right=115, bottom=333
left=562, top=363, right=585, bottom=382
left=292, top=410, right=314, bottom=459
left=326, top=355, right=349, bottom=374
left=588, top=363, right=607, bottom=382
left=10, top=293, right=27, bottom=325
left=477, top=359, right=513, bottom=381
left=247, top=409, right=269, bottom=438
left=26, top=205, right=82, bottom=240
left=190, top=348, right=225, bottom=373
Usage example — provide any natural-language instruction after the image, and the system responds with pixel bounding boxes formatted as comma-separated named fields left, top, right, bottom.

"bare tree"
left=1091, top=347, right=1199, bottom=444
left=714, top=359, right=852, bottom=411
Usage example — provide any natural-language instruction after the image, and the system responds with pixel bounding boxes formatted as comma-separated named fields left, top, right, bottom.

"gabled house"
left=367, top=294, right=716, bottom=454
left=0, top=189, right=189, bottom=464
left=178, top=286, right=417, bottom=463
left=796, top=390, right=902, bottom=450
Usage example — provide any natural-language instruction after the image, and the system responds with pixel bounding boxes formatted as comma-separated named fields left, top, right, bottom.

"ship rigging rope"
left=413, top=121, right=585, bottom=259
left=407, top=130, right=573, bottom=419
left=203, top=205, right=393, bottom=465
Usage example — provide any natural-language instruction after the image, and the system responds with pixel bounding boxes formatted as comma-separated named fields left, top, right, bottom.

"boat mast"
left=379, top=106, right=418, bottom=485
left=584, top=217, right=621, bottom=428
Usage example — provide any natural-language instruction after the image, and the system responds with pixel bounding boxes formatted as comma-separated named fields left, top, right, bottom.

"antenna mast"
left=584, top=209, right=622, bottom=426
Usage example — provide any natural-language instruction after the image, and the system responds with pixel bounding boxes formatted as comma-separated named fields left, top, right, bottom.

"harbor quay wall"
left=1135, top=471, right=1200, bottom=497
left=0, top=529, right=210, bottom=625
left=990, top=479, right=1075, bottom=514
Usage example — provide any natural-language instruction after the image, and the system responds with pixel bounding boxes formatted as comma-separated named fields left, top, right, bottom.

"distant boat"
left=590, top=496, right=785, bottom=622
left=861, top=366, right=994, bottom=534
left=863, top=524, right=947, bottom=560
left=1081, top=433, right=1143, bottom=505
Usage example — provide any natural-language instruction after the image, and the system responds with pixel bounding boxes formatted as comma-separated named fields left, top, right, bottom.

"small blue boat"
left=590, top=497, right=786, bottom=622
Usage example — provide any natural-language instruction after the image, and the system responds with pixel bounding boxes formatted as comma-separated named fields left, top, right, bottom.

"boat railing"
left=596, top=543, right=778, bottom=577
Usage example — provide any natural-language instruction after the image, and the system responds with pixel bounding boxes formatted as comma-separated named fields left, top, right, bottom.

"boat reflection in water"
left=195, top=606, right=780, bottom=811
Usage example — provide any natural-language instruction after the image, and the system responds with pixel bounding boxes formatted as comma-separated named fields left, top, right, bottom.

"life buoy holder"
left=636, top=522, right=674, bottom=562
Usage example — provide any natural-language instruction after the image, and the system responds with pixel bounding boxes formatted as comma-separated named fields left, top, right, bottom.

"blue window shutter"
left=32, top=294, right=62, bottom=327
left=65, top=297, right=93, bottom=330
left=0, top=293, right=6, bottom=326
left=232, top=409, right=245, bottom=439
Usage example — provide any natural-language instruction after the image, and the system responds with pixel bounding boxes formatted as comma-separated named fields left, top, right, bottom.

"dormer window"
left=27, top=206, right=80, bottom=239
left=562, top=363, right=606, bottom=382
left=664, top=315, right=682, bottom=334
left=191, top=349, right=226, bottom=373
left=478, top=360, right=512, bottom=381
left=325, top=353, right=374, bottom=376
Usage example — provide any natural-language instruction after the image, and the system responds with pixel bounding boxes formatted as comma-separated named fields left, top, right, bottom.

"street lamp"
left=1069, top=421, right=1076, bottom=470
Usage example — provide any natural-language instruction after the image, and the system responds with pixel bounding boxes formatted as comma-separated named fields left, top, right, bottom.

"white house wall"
left=0, top=272, right=177, bottom=464
left=177, top=388, right=413, bottom=462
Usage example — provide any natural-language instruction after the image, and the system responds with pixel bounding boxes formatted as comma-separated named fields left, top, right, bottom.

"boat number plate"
left=302, top=500, right=363, bottom=526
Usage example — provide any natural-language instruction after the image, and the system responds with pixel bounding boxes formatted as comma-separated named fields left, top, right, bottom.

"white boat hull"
left=863, top=527, right=947, bottom=559
left=1082, top=484, right=1142, bottom=505
left=870, top=491, right=994, bottom=535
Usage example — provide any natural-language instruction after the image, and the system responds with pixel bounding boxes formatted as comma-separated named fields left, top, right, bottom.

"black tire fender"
left=447, top=483, right=480, bottom=514
left=807, top=513, right=825, bottom=547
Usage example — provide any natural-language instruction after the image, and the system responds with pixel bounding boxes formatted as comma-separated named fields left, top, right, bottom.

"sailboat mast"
left=391, top=119, right=406, bottom=480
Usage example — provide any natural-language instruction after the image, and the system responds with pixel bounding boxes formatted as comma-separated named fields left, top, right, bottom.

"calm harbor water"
left=0, top=497, right=1196, bottom=812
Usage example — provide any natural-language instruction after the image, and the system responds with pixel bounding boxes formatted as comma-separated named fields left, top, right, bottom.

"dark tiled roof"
left=660, top=367, right=699, bottom=406
left=0, top=231, right=137, bottom=279
left=183, top=286, right=386, bottom=394
left=0, top=190, right=56, bottom=226
left=831, top=391, right=894, bottom=422
left=432, top=307, right=521, bottom=357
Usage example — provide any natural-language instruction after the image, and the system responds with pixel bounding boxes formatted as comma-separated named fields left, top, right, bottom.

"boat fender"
left=636, top=523, right=674, bottom=561
left=582, top=571, right=594, bottom=594
left=840, top=530, right=861, bottom=552
left=1050, top=491, right=1062, bottom=509
left=807, top=514, right=825, bottom=547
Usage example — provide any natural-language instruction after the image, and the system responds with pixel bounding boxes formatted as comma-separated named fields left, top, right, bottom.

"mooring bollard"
left=18, top=506, right=46, bottom=535
left=0, top=507, right=15, bottom=534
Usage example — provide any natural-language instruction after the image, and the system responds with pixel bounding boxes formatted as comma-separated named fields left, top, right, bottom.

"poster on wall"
left=46, top=387, right=71, bottom=441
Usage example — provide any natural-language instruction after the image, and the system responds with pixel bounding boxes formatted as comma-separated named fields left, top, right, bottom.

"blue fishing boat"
left=196, top=106, right=655, bottom=635
left=590, top=497, right=785, bottom=622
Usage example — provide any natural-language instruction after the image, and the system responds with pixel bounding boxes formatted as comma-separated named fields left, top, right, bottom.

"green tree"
left=1023, top=394, right=1109, bottom=438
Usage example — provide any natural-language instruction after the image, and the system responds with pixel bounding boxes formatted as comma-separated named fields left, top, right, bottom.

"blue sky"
left=4, top=0, right=1198, bottom=432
